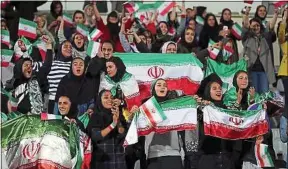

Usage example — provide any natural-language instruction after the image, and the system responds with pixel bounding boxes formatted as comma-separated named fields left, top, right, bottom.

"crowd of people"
left=1, top=1, right=288, bottom=169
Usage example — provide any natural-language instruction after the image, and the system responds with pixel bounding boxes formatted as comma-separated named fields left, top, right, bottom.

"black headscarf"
left=167, top=11, right=180, bottom=29
left=199, top=13, right=220, bottom=49
left=107, top=11, right=120, bottom=40
left=220, top=8, right=234, bottom=28
left=254, top=5, right=267, bottom=21
left=55, top=40, right=73, bottom=62
left=197, top=73, right=222, bottom=98
left=50, top=1, right=63, bottom=19
left=12, top=58, right=33, bottom=88
left=150, top=78, right=179, bottom=103
left=106, top=57, right=126, bottom=83
left=232, top=70, right=249, bottom=109
left=196, top=6, right=207, bottom=17
left=203, top=80, right=226, bottom=108
left=179, top=28, right=198, bottom=53
left=71, top=33, right=85, bottom=52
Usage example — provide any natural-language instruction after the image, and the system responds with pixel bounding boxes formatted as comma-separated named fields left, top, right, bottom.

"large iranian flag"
left=18, top=18, right=37, bottom=39
left=1, top=115, right=89, bottom=169
left=205, top=58, right=247, bottom=93
left=202, top=105, right=269, bottom=139
left=115, top=53, right=204, bottom=100
left=124, top=96, right=198, bottom=146
left=1, top=29, right=10, bottom=46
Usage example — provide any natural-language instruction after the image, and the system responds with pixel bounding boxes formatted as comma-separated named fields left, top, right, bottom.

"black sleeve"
left=86, top=57, right=105, bottom=77
left=195, top=49, right=209, bottom=65
left=136, top=41, right=151, bottom=53
left=198, top=31, right=209, bottom=50
left=37, top=49, right=53, bottom=81
left=55, top=76, right=67, bottom=103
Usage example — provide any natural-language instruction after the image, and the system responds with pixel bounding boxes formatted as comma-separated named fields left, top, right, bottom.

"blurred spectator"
left=47, top=1, right=63, bottom=39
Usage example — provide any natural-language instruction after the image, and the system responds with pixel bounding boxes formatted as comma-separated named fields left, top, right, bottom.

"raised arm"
left=269, top=8, right=279, bottom=30
left=92, top=2, right=101, bottom=21
left=119, top=17, right=132, bottom=52
left=242, top=7, right=251, bottom=29
left=57, top=16, right=67, bottom=44
left=176, top=5, right=187, bottom=36
left=37, top=37, right=53, bottom=81
left=278, top=9, right=287, bottom=44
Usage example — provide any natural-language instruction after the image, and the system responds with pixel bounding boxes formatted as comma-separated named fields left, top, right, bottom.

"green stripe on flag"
left=1, top=30, right=9, bottom=36
left=160, top=96, right=197, bottom=110
left=19, top=18, right=37, bottom=27
left=150, top=96, right=166, bottom=120
left=114, top=53, right=203, bottom=67
left=1, top=49, right=13, bottom=56
left=264, top=145, right=274, bottom=167
left=211, top=105, right=262, bottom=118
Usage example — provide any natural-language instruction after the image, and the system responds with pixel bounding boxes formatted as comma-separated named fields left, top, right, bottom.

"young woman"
left=35, top=15, right=56, bottom=49
left=161, top=41, right=177, bottom=54
left=87, top=90, right=127, bottom=169
left=47, top=1, right=63, bottom=37
left=151, top=21, right=174, bottom=53
left=55, top=57, right=100, bottom=117
left=177, top=27, right=199, bottom=53
left=198, top=13, right=220, bottom=50
left=242, top=9, right=276, bottom=94
left=83, top=3, right=96, bottom=28
left=145, top=78, right=185, bottom=169
left=99, top=57, right=141, bottom=112
left=195, top=6, right=207, bottom=42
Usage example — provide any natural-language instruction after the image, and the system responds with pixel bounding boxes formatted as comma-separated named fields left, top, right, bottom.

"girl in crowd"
left=83, top=3, right=96, bottom=29
left=58, top=16, right=87, bottom=59
left=47, top=40, right=73, bottom=114
left=56, top=57, right=100, bottom=117
left=219, top=8, right=240, bottom=58
left=161, top=41, right=177, bottom=54
left=99, top=57, right=141, bottom=112
left=87, top=90, right=127, bottom=169
left=35, top=15, right=56, bottom=50
left=47, top=1, right=63, bottom=38
left=242, top=8, right=276, bottom=94
left=178, top=27, right=199, bottom=54
left=152, top=21, right=175, bottom=53
left=198, top=13, right=220, bottom=50
left=195, top=6, right=207, bottom=42
left=145, top=78, right=185, bottom=169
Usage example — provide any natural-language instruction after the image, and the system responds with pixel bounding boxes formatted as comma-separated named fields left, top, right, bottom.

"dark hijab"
left=167, top=11, right=180, bottom=29
left=196, top=6, right=207, bottom=18
left=199, top=13, right=220, bottom=49
left=254, top=5, right=267, bottom=21
left=56, top=40, right=73, bottom=62
left=179, top=28, right=198, bottom=53
left=232, top=70, right=249, bottom=109
left=71, top=33, right=85, bottom=52
left=203, top=81, right=226, bottom=108
left=106, top=57, right=126, bottom=83
left=107, top=11, right=120, bottom=39
left=150, top=78, right=179, bottom=103
left=50, top=1, right=63, bottom=19
left=220, top=8, right=234, bottom=28
left=12, top=58, right=33, bottom=88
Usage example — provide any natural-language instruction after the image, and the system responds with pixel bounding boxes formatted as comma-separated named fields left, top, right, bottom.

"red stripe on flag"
left=209, top=50, right=218, bottom=60
left=244, top=0, right=254, bottom=4
left=18, top=30, right=36, bottom=40
left=273, top=1, right=287, bottom=8
left=231, top=29, right=242, bottom=40
left=124, top=3, right=135, bottom=13
left=142, top=103, right=157, bottom=127
left=1, top=41, right=10, bottom=47
left=223, top=45, right=234, bottom=53
left=39, top=49, right=46, bottom=61
left=159, top=2, right=176, bottom=16
left=256, top=144, right=265, bottom=167
left=41, top=113, right=48, bottom=120
left=92, top=33, right=103, bottom=41
left=204, top=121, right=268, bottom=139
left=1, top=62, right=9, bottom=67
left=64, top=22, right=73, bottom=27
left=125, top=93, right=142, bottom=111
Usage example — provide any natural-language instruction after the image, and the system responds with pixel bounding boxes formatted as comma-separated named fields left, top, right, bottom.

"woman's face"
left=159, top=22, right=168, bottom=35
left=62, top=41, right=72, bottom=57
left=223, top=10, right=231, bottom=21
left=154, top=80, right=168, bottom=97
left=185, top=29, right=195, bottom=43
left=22, top=60, right=32, bottom=79
left=1, top=21, right=7, bottom=30
left=236, top=72, right=249, bottom=89
left=36, top=16, right=45, bottom=29
left=18, top=40, right=27, bottom=51
left=72, top=58, right=85, bottom=76
left=74, top=34, right=84, bottom=49
left=210, top=82, right=223, bottom=101
left=188, top=20, right=196, bottom=30
left=74, top=13, right=85, bottom=24
left=55, top=4, right=62, bottom=15
left=58, top=96, right=71, bottom=115
left=257, top=7, right=267, bottom=18
left=85, top=5, right=94, bottom=16
left=207, top=16, right=216, bottom=27
left=106, top=62, right=117, bottom=77
left=250, top=21, right=261, bottom=35
left=101, top=91, right=113, bottom=109
left=166, top=44, right=177, bottom=53
left=102, top=42, right=113, bottom=59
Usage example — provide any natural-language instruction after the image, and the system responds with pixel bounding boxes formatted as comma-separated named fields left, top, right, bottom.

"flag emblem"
left=22, top=141, right=41, bottom=160
left=148, top=66, right=164, bottom=79
left=229, top=116, right=244, bottom=126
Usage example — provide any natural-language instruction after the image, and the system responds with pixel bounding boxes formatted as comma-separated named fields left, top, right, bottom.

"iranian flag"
left=255, top=144, right=274, bottom=167
left=205, top=58, right=247, bottom=93
left=123, top=1, right=141, bottom=13
left=208, top=39, right=220, bottom=60
left=196, top=16, right=204, bottom=25
left=273, top=0, right=287, bottom=8
left=124, top=96, right=198, bottom=146
left=154, top=1, right=176, bottom=16
left=202, top=105, right=269, bottom=139
left=15, top=37, right=33, bottom=60
left=63, top=13, right=73, bottom=26
left=41, top=113, right=62, bottom=120
left=244, top=0, right=254, bottom=7
left=1, top=115, right=90, bottom=169
left=1, top=29, right=10, bottom=46
left=33, top=39, right=47, bottom=61
left=115, top=53, right=204, bottom=100
left=18, top=18, right=37, bottom=39
left=134, top=11, right=147, bottom=23
left=222, top=45, right=234, bottom=61
left=87, top=41, right=101, bottom=58
left=231, top=22, right=242, bottom=40
left=89, top=28, right=103, bottom=41
left=140, top=96, right=166, bottom=127
left=1, top=49, right=13, bottom=67
left=76, top=24, right=89, bottom=37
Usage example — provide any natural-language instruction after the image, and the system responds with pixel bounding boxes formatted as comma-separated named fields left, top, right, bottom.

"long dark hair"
left=220, top=8, right=234, bottom=28
left=249, top=17, right=265, bottom=35
left=50, top=1, right=63, bottom=19
left=233, top=70, right=249, bottom=109
left=254, top=5, right=267, bottom=21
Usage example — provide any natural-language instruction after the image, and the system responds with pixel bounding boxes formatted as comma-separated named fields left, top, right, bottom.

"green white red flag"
left=33, top=38, right=47, bottom=61
left=1, top=29, right=10, bottom=46
left=76, top=24, right=89, bottom=37
left=18, top=18, right=37, bottom=39
left=124, top=96, right=198, bottom=146
left=1, top=49, right=13, bottom=67
left=255, top=144, right=274, bottom=167
left=154, top=1, right=176, bottom=16
left=41, top=113, right=62, bottom=120
left=231, top=22, right=242, bottom=40
left=208, top=39, right=220, bottom=59
left=63, top=13, right=73, bottom=26
left=222, top=45, right=234, bottom=61
left=123, top=1, right=141, bottom=13
left=89, top=28, right=103, bottom=41
left=202, top=105, right=269, bottom=139
left=86, top=41, right=101, bottom=58
left=196, top=16, right=204, bottom=25
left=244, top=0, right=254, bottom=7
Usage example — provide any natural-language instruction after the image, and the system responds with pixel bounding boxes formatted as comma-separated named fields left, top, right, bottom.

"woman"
left=161, top=41, right=177, bottom=54
left=198, top=13, right=220, bottom=50
left=145, top=78, right=185, bottom=169
left=56, top=57, right=100, bottom=117
left=99, top=57, right=141, bottom=111
left=151, top=21, right=174, bottom=53
left=83, top=3, right=96, bottom=28
left=178, top=27, right=199, bottom=53
left=223, top=70, right=256, bottom=110
left=35, top=15, right=56, bottom=49
left=242, top=10, right=276, bottom=94
left=47, top=40, right=73, bottom=114
left=58, top=16, right=87, bottom=59
left=87, top=90, right=127, bottom=169
left=219, top=8, right=240, bottom=57
left=195, top=6, right=207, bottom=42
left=47, top=1, right=63, bottom=37
left=197, top=74, right=235, bottom=169
left=187, top=18, right=196, bottom=31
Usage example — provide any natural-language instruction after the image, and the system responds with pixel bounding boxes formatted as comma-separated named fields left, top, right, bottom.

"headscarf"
left=150, top=78, right=179, bottom=103
left=106, top=57, right=126, bottom=83
left=156, top=21, right=169, bottom=36
left=67, top=57, right=86, bottom=81
left=71, top=33, right=85, bottom=52
left=50, top=1, right=63, bottom=19
left=56, top=96, right=79, bottom=119
left=55, top=40, right=73, bottom=62
left=84, top=4, right=96, bottom=27
left=202, top=13, right=219, bottom=39
left=179, top=28, right=198, bottom=53
left=197, top=73, right=222, bottom=98
left=196, top=6, right=207, bottom=17
left=106, top=11, right=120, bottom=39
left=161, top=41, right=177, bottom=53
left=167, top=11, right=180, bottom=30
left=13, top=58, right=33, bottom=88
left=220, top=8, right=234, bottom=28
left=203, top=80, right=226, bottom=108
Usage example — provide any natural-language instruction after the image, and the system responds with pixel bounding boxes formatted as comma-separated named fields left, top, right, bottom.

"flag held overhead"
left=18, top=18, right=37, bottom=39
